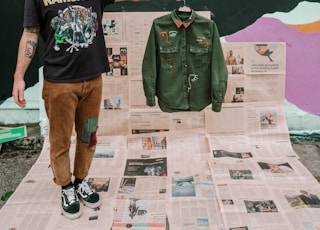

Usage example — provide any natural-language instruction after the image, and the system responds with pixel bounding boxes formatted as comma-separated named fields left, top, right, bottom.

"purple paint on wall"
left=225, top=17, right=320, bottom=115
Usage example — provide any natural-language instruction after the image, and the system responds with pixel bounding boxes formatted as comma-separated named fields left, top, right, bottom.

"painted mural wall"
left=1, top=0, right=320, bottom=118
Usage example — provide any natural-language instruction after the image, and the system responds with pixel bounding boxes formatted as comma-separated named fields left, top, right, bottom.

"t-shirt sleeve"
left=23, top=0, right=40, bottom=28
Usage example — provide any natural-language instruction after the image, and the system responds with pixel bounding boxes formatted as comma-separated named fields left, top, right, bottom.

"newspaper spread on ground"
left=1, top=11, right=319, bottom=230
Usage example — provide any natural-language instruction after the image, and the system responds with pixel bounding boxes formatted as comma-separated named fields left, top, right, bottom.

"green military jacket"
left=142, top=10, right=228, bottom=112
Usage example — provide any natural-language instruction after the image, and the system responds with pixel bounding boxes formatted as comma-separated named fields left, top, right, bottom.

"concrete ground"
left=291, top=137, right=320, bottom=183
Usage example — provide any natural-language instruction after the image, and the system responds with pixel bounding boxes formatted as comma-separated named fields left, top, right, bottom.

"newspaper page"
left=130, top=78, right=155, bottom=107
left=248, top=135, right=298, bottom=158
left=205, top=105, right=246, bottom=134
left=98, top=108, right=129, bottom=136
left=129, top=108, right=170, bottom=134
left=223, top=74, right=246, bottom=104
left=102, top=75, right=129, bottom=109
left=129, top=108, right=206, bottom=134
left=127, top=134, right=168, bottom=159
left=167, top=155, right=215, bottom=199
left=246, top=74, right=285, bottom=103
left=112, top=198, right=167, bottom=230
left=272, top=182, right=320, bottom=230
left=103, top=12, right=124, bottom=44
left=124, top=12, right=168, bottom=76
left=255, top=157, right=317, bottom=183
left=212, top=182, right=294, bottom=229
left=246, top=103, right=289, bottom=136
left=117, top=176, right=167, bottom=200
left=244, top=42, right=286, bottom=75
left=222, top=42, right=245, bottom=75
left=167, top=198, right=224, bottom=230
left=207, top=156, right=265, bottom=183
left=105, top=44, right=129, bottom=77
left=167, top=130, right=209, bottom=156
left=207, top=134, right=298, bottom=159
left=164, top=136, right=216, bottom=229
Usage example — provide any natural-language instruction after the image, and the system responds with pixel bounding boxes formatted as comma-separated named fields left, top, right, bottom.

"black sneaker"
left=75, top=180, right=101, bottom=209
left=61, top=186, right=81, bottom=219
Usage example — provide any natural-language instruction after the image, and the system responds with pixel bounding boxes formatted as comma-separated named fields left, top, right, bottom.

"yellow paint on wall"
left=286, top=20, right=320, bottom=33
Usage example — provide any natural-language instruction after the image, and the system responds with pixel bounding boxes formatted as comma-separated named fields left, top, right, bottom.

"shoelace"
left=81, top=182, right=94, bottom=195
left=187, top=74, right=199, bottom=92
left=64, top=187, right=77, bottom=204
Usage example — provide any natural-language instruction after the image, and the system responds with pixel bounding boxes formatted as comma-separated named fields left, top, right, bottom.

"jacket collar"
left=171, top=10, right=197, bottom=29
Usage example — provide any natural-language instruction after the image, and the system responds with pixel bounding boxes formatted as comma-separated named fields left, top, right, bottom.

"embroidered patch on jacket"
left=160, top=31, right=172, bottom=44
left=196, top=36, right=209, bottom=46
left=169, top=31, right=177, bottom=38
left=160, top=32, right=168, bottom=38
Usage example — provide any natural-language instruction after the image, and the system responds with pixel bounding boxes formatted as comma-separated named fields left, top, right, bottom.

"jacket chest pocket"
left=190, top=46, right=209, bottom=69
left=159, top=46, right=178, bottom=70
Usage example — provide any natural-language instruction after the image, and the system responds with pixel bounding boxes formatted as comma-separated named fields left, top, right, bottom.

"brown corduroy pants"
left=42, top=75, right=102, bottom=186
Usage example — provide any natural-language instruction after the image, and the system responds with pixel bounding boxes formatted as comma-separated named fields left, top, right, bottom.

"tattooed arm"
left=12, top=26, right=39, bottom=107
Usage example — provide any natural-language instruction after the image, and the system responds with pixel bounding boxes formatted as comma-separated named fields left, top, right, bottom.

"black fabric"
left=23, top=0, right=115, bottom=83
left=62, top=181, right=74, bottom=189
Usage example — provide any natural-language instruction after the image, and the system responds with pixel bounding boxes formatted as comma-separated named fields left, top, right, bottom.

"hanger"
left=178, top=0, right=191, bottom=12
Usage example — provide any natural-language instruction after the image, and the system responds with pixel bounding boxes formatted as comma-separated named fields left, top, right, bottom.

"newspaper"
left=1, top=12, right=320, bottom=230
left=272, top=182, right=320, bottom=229
left=212, top=182, right=294, bottom=229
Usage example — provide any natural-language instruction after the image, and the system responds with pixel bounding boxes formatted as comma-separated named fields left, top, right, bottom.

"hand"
left=12, top=78, right=26, bottom=108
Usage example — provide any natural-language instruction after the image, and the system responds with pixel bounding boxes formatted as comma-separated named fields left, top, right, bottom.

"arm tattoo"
left=24, top=26, right=40, bottom=34
left=25, top=40, right=37, bottom=59
left=23, top=26, right=39, bottom=59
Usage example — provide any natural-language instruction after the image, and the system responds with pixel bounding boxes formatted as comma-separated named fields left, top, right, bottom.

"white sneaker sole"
left=62, top=208, right=82, bottom=220
left=80, top=197, right=102, bottom=209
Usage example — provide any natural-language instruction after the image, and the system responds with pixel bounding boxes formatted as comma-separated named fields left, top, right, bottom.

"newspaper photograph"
left=224, top=74, right=245, bottom=104
left=103, top=12, right=124, bottom=43
left=245, top=42, right=286, bottom=74
left=117, top=176, right=167, bottom=200
left=222, top=42, right=245, bottom=75
left=112, top=198, right=167, bottom=230
left=124, top=157, right=167, bottom=177
left=102, top=76, right=129, bottom=109
left=105, top=44, right=128, bottom=77
left=127, top=134, right=168, bottom=159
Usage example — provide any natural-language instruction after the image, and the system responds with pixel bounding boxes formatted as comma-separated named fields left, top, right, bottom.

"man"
left=12, top=0, right=120, bottom=220
left=225, top=50, right=237, bottom=65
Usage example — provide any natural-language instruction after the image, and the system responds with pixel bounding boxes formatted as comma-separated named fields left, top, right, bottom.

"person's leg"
left=42, top=79, right=83, bottom=219
left=73, top=75, right=102, bottom=209
left=43, top=79, right=82, bottom=186
left=73, top=75, right=102, bottom=179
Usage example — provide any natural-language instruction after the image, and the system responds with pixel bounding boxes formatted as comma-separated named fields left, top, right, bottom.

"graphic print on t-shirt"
left=50, top=5, right=98, bottom=53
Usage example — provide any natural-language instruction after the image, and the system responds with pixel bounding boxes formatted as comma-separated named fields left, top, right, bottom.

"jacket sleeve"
left=142, top=22, right=157, bottom=107
left=211, top=22, right=228, bottom=112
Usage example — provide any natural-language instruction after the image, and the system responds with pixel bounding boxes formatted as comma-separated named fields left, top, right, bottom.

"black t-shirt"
left=24, top=0, right=114, bottom=82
